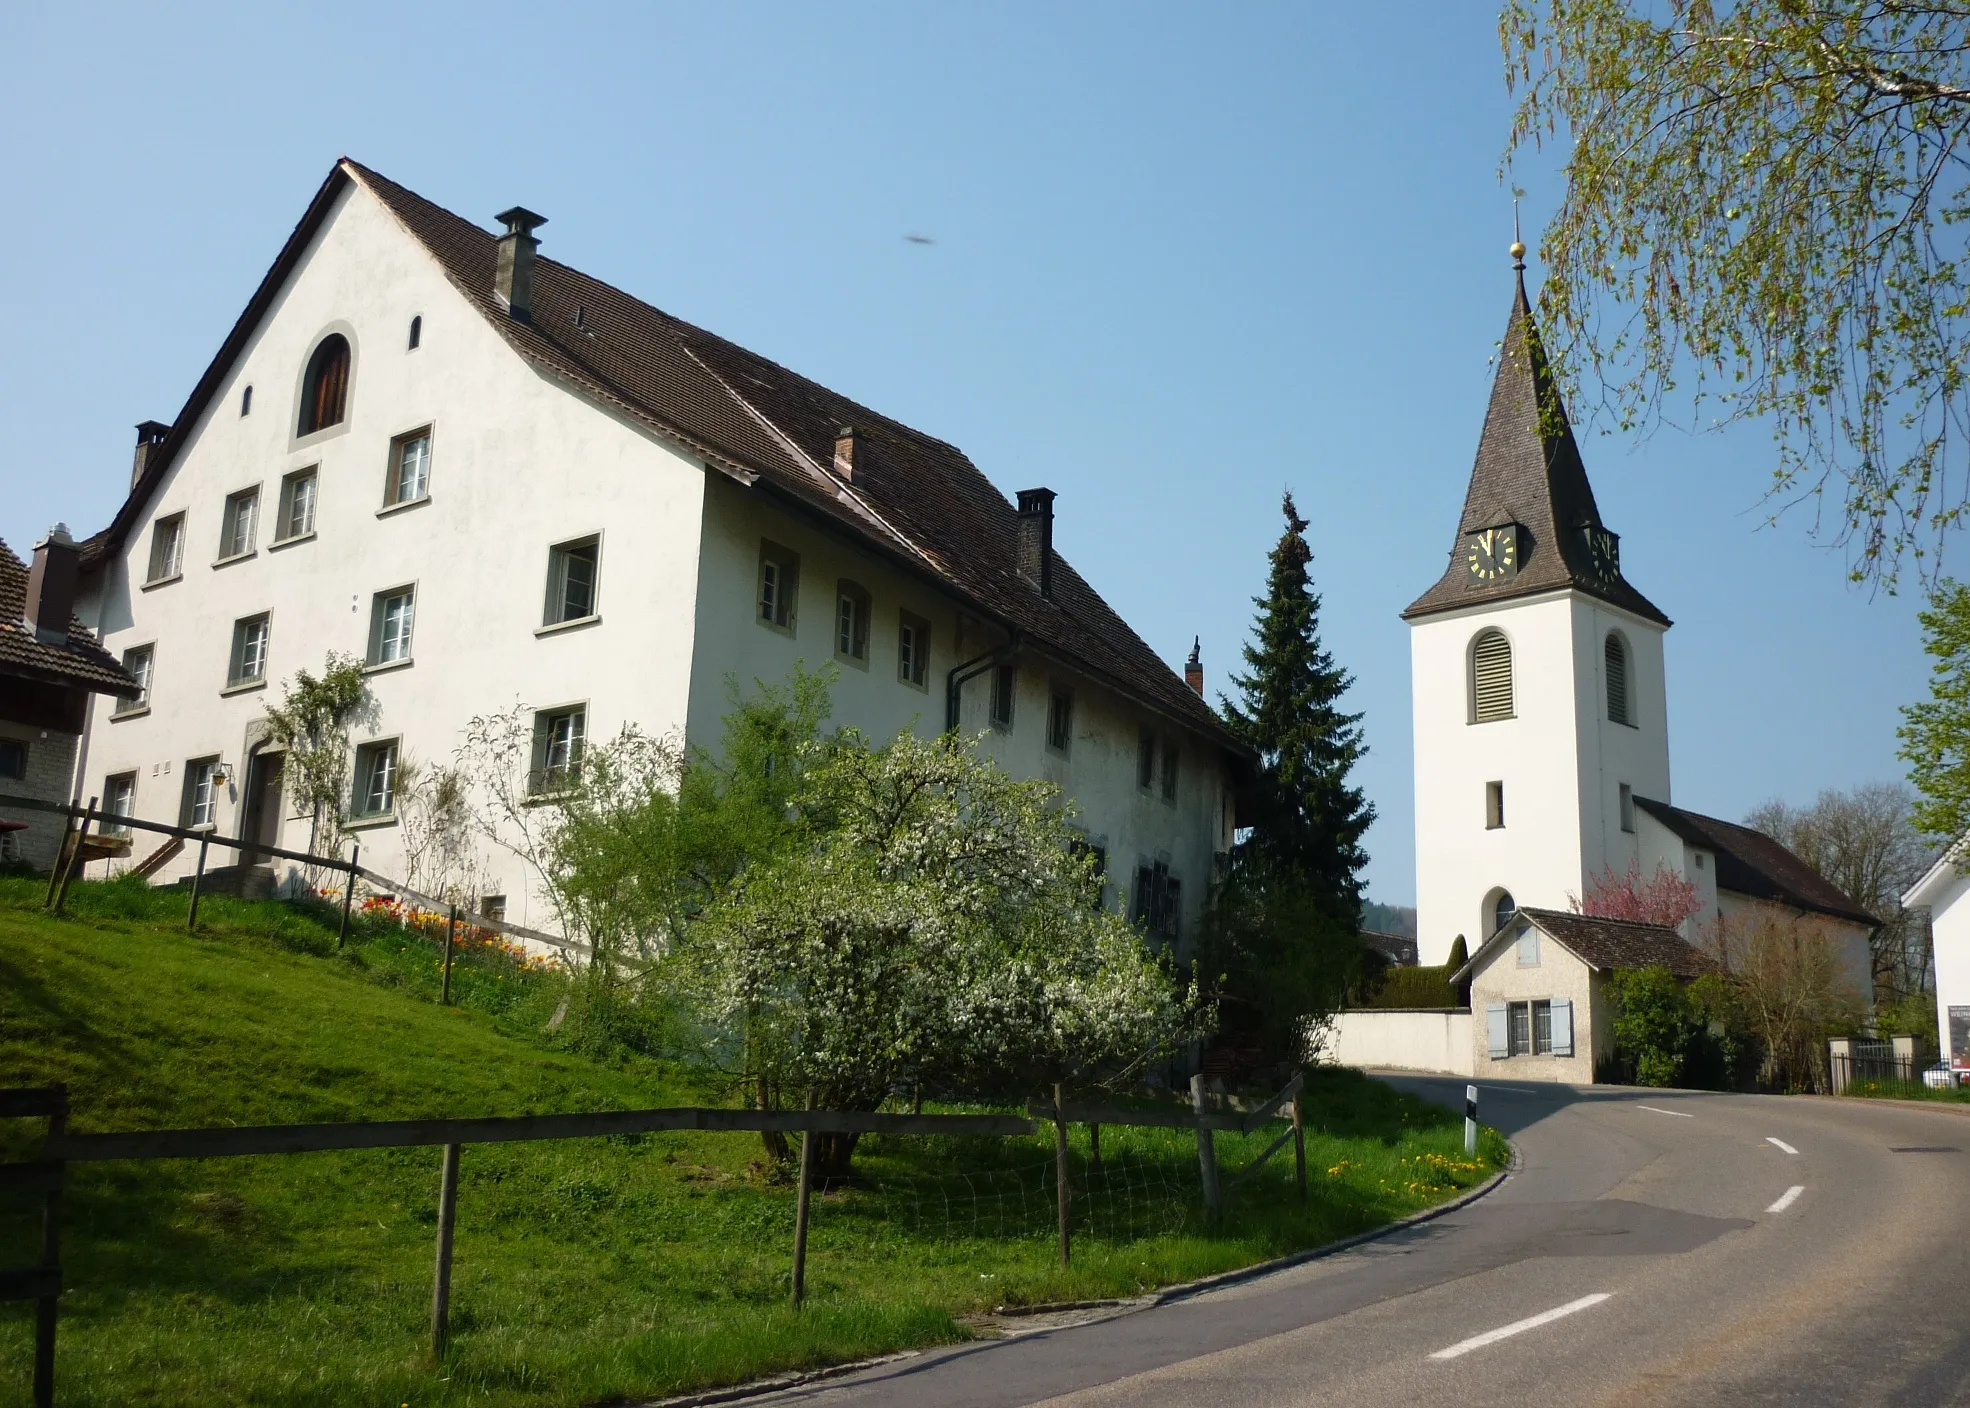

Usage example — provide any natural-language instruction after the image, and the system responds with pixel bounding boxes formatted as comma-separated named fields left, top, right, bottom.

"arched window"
left=1492, top=889, right=1516, bottom=937
left=407, top=315, right=422, bottom=350
left=1605, top=631, right=1631, bottom=726
left=1471, top=629, right=1513, bottom=722
left=298, top=334, right=350, bottom=435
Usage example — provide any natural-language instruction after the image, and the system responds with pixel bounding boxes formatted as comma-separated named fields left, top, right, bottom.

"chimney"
left=24, top=524, right=79, bottom=643
left=833, top=426, right=860, bottom=483
left=1016, top=488, right=1056, bottom=597
left=493, top=206, right=548, bottom=320
left=1184, top=637, right=1203, bottom=696
left=130, top=421, right=170, bottom=489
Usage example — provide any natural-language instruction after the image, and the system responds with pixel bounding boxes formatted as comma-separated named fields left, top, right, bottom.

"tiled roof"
left=1404, top=275, right=1671, bottom=626
left=83, top=160, right=1240, bottom=752
left=1452, top=906, right=1714, bottom=984
left=1633, top=796, right=1877, bottom=927
left=0, top=540, right=140, bottom=697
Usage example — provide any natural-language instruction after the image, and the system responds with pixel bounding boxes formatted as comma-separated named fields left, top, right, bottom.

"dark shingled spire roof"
left=1404, top=274, right=1670, bottom=626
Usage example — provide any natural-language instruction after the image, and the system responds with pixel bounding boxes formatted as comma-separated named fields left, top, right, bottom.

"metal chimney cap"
left=495, top=207, right=548, bottom=237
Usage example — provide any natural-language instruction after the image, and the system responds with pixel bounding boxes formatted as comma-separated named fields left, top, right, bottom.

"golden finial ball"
left=1509, top=239, right=1527, bottom=260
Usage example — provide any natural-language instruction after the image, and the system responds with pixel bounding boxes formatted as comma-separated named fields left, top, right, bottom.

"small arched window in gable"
left=408, top=315, right=422, bottom=350
left=1605, top=631, right=1632, bottom=726
left=298, top=334, right=351, bottom=435
left=240, top=385, right=253, bottom=417
left=1471, top=629, right=1513, bottom=722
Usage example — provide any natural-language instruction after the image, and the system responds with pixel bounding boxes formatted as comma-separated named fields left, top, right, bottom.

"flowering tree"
left=1571, top=861, right=1702, bottom=929
left=677, top=728, right=1203, bottom=1176
left=262, top=653, right=373, bottom=884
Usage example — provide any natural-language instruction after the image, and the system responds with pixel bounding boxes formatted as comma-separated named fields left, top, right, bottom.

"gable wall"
left=1467, top=930, right=1598, bottom=1082
left=81, top=182, right=708, bottom=928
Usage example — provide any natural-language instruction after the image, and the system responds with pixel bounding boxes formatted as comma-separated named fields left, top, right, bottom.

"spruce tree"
left=1222, top=491, right=1374, bottom=920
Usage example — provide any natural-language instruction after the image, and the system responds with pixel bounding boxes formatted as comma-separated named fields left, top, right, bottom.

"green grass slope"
left=0, top=880, right=1503, bottom=1407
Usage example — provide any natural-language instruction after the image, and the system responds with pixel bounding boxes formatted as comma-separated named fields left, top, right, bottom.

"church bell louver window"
left=1605, top=632, right=1631, bottom=726
left=1472, top=629, right=1513, bottom=721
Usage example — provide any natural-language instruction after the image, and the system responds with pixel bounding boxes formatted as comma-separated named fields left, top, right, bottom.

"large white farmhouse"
left=62, top=159, right=1245, bottom=938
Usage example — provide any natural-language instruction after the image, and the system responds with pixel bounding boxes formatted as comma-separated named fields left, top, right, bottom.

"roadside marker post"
left=1464, top=1085, right=1478, bottom=1157
left=441, top=904, right=457, bottom=1006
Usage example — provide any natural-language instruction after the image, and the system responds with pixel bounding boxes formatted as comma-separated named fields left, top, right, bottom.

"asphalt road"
left=739, top=1077, right=1970, bottom=1407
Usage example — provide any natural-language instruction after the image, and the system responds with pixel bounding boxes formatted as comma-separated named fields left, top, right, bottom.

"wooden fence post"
left=1292, top=1084, right=1307, bottom=1203
left=442, top=904, right=457, bottom=1005
left=52, top=798, right=97, bottom=916
left=431, top=1143, right=461, bottom=1358
left=790, top=1089, right=816, bottom=1307
left=1053, top=1083, right=1071, bottom=1269
left=42, top=811, right=76, bottom=908
left=32, top=1086, right=67, bottom=1408
left=1190, top=1073, right=1220, bottom=1226
left=337, top=843, right=359, bottom=950
left=185, top=829, right=211, bottom=932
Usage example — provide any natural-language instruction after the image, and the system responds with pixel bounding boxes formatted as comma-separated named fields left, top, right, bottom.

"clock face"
left=1466, top=524, right=1521, bottom=582
left=1585, top=528, right=1621, bottom=583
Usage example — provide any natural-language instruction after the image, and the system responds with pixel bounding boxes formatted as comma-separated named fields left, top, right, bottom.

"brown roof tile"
left=1452, top=906, right=1714, bottom=984
left=1632, top=796, right=1877, bottom=927
left=0, top=540, right=140, bottom=697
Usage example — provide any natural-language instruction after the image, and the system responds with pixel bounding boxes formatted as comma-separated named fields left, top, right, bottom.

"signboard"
left=1951, top=1006, right=1970, bottom=1071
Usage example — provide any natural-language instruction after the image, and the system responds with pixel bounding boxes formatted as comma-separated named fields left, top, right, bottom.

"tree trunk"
left=756, top=1076, right=790, bottom=1165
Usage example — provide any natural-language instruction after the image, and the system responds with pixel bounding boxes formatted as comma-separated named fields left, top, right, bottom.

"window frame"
left=297, top=332, right=353, bottom=439
left=227, top=613, right=272, bottom=690
left=217, top=487, right=260, bottom=563
left=145, top=512, right=186, bottom=586
left=182, top=756, right=222, bottom=830
left=115, top=644, right=155, bottom=717
left=1137, top=729, right=1157, bottom=792
left=408, top=315, right=423, bottom=351
left=757, top=541, right=800, bottom=634
left=531, top=704, right=589, bottom=795
left=1046, top=682, right=1074, bottom=755
left=0, top=737, right=26, bottom=781
left=897, top=610, right=931, bottom=689
left=1507, top=1000, right=1533, bottom=1057
left=542, top=535, right=602, bottom=629
left=834, top=580, right=871, bottom=666
left=989, top=664, right=1016, bottom=732
left=1160, top=737, right=1179, bottom=804
left=351, top=738, right=400, bottom=820
left=103, top=772, right=138, bottom=837
left=1485, top=779, right=1505, bottom=830
left=1470, top=627, right=1514, bottom=723
left=275, top=466, right=319, bottom=545
left=367, top=585, right=417, bottom=669
left=383, top=425, right=435, bottom=509
left=1619, top=782, right=1636, bottom=834
left=1516, top=926, right=1540, bottom=966
left=1605, top=630, right=1634, bottom=727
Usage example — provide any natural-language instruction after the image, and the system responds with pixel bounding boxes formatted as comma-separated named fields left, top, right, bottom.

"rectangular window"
left=544, top=537, right=600, bottom=625
left=1131, top=861, right=1181, bottom=940
left=228, top=614, right=270, bottom=687
left=480, top=894, right=507, bottom=923
left=533, top=706, right=587, bottom=793
left=758, top=542, right=799, bottom=632
left=183, top=756, right=221, bottom=829
left=898, top=611, right=930, bottom=688
left=1161, top=738, right=1179, bottom=803
left=1047, top=685, right=1074, bottom=754
left=0, top=738, right=25, bottom=780
left=990, top=664, right=1016, bottom=731
left=103, top=772, right=137, bottom=837
left=1619, top=782, right=1635, bottom=834
left=353, top=740, right=398, bottom=817
left=368, top=587, right=415, bottom=666
left=1507, top=1001, right=1532, bottom=1057
left=146, top=513, right=185, bottom=583
left=1532, top=999, right=1554, bottom=1055
left=219, top=488, right=258, bottom=559
left=1517, top=927, right=1540, bottom=966
left=1138, top=730, right=1157, bottom=790
left=387, top=428, right=433, bottom=505
left=276, top=467, right=318, bottom=541
left=118, top=645, right=154, bottom=713
left=835, top=582, right=870, bottom=663
left=1485, top=780, right=1505, bottom=830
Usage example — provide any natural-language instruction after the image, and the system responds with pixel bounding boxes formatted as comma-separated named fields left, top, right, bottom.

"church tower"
left=1404, top=248, right=1674, bottom=966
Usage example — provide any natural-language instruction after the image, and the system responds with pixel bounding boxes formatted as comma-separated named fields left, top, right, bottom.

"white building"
left=60, top=158, right=1244, bottom=938
left=1903, top=847, right=1970, bottom=1080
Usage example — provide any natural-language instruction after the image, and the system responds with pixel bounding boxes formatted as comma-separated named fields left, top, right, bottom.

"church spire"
left=1403, top=240, right=1670, bottom=627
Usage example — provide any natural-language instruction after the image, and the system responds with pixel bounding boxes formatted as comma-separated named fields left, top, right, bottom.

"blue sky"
left=0, top=2, right=1935, bottom=904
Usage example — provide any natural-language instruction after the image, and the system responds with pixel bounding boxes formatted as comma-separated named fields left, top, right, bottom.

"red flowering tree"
left=1571, top=861, right=1702, bottom=929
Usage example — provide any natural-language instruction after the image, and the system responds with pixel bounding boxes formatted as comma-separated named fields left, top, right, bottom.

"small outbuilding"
left=1450, top=907, right=1714, bottom=1083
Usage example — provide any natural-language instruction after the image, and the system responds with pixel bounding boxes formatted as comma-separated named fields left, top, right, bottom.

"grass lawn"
left=0, top=877, right=1506, bottom=1407
left=1841, top=1076, right=1970, bottom=1104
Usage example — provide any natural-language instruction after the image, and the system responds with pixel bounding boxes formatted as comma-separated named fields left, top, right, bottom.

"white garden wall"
left=1322, top=1008, right=1474, bottom=1077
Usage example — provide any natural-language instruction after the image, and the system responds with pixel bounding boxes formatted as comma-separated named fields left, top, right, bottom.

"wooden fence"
left=1, top=1073, right=1306, bottom=1404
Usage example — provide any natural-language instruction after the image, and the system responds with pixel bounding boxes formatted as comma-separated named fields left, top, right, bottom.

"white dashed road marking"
left=1635, top=1104, right=1693, bottom=1118
left=1429, top=1294, right=1614, bottom=1361
left=1767, top=1185, right=1805, bottom=1214
left=1766, top=1137, right=1799, bottom=1155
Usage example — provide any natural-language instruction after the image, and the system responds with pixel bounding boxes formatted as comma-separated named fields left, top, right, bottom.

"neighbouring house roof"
left=1403, top=274, right=1671, bottom=627
left=0, top=539, right=140, bottom=698
left=1361, top=929, right=1419, bottom=967
left=79, top=159, right=1243, bottom=753
left=1451, top=906, right=1714, bottom=986
left=1633, top=796, right=1877, bottom=928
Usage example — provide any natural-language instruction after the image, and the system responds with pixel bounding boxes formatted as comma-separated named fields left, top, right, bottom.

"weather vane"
left=1510, top=199, right=1526, bottom=271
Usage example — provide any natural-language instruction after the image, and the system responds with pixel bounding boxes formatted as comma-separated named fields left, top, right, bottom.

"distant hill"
left=1361, top=901, right=1417, bottom=939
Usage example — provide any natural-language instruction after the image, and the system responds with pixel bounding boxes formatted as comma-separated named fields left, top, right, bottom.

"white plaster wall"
left=1929, top=871, right=1970, bottom=1069
left=1571, top=597, right=1672, bottom=882
left=1468, top=932, right=1599, bottom=1083
left=82, top=181, right=708, bottom=929
left=688, top=477, right=1236, bottom=949
left=1713, top=890, right=1874, bottom=1006
left=1634, top=811, right=1719, bottom=939
left=1324, top=1009, right=1474, bottom=1076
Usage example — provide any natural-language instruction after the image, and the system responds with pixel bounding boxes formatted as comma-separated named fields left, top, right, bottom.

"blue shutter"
left=1486, top=1003, right=1509, bottom=1059
left=1550, top=998, right=1574, bottom=1057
